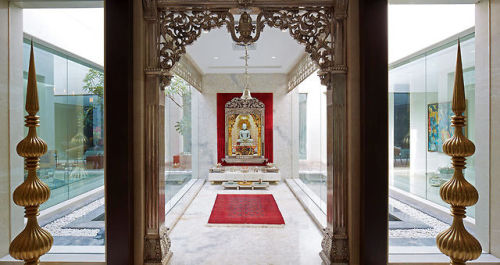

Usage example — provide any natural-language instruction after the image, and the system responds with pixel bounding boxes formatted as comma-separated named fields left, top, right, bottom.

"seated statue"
left=237, top=123, right=253, bottom=145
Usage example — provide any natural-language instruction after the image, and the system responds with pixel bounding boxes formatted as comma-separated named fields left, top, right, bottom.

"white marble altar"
left=208, top=171, right=280, bottom=182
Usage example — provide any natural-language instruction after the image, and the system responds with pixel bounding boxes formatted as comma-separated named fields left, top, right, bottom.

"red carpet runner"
left=208, top=194, right=285, bottom=225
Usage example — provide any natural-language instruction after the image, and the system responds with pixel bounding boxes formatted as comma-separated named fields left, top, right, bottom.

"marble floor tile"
left=168, top=182, right=323, bottom=265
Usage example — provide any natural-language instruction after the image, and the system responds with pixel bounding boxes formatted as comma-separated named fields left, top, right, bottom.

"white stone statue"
left=237, top=123, right=253, bottom=144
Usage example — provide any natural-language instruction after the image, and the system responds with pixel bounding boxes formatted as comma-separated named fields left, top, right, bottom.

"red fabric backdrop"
left=217, top=93, right=273, bottom=165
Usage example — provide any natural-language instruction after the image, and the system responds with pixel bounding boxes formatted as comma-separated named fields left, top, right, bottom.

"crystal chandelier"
left=240, top=44, right=252, bottom=100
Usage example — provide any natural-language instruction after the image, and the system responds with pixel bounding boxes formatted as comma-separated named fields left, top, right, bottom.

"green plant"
left=82, top=69, right=104, bottom=142
left=83, top=69, right=104, bottom=98
left=165, top=75, right=192, bottom=136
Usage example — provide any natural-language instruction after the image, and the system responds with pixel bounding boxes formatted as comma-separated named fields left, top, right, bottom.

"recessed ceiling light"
left=271, top=56, right=277, bottom=59
left=213, top=56, right=219, bottom=60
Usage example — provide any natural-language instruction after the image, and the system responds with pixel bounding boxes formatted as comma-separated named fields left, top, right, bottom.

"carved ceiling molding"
left=158, top=6, right=337, bottom=86
left=172, top=56, right=203, bottom=92
left=287, top=53, right=318, bottom=92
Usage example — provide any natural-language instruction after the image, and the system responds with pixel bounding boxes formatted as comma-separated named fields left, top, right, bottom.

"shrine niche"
left=217, top=93, right=273, bottom=165
left=224, top=96, right=266, bottom=164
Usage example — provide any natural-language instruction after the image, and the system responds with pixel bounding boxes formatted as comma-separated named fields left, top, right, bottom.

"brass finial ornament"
left=9, top=41, right=53, bottom=264
left=436, top=40, right=481, bottom=264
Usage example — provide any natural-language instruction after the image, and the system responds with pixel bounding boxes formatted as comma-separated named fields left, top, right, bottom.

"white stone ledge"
left=0, top=253, right=105, bottom=264
left=389, top=253, right=500, bottom=265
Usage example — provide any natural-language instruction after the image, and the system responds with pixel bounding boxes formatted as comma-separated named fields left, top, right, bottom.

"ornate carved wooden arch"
left=142, top=1, right=349, bottom=265
left=157, top=7, right=336, bottom=87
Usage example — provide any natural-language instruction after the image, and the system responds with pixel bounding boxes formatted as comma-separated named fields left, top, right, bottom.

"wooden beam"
left=105, top=0, right=135, bottom=263
left=157, top=0, right=336, bottom=8
left=359, top=0, right=388, bottom=264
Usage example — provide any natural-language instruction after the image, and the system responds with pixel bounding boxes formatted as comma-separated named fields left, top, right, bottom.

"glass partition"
left=23, top=40, right=104, bottom=211
left=296, top=71, right=327, bottom=214
left=22, top=38, right=105, bottom=250
left=389, top=35, right=475, bottom=215
left=388, top=33, right=481, bottom=252
left=165, top=75, right=200, bottom=212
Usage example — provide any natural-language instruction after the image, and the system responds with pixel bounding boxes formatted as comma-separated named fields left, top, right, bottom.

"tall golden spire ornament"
left=436, top=40, right=481, bottom=265
left=9, top=41, right=53, bottom=265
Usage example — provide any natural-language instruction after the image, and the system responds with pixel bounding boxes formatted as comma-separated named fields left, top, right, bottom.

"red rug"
left=208, top=194, right=285, bottom=225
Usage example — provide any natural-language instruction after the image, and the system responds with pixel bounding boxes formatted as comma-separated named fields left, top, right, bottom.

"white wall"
left=0, top=1, right=24, bottom=256
left=199, top=73, right=294, bottom=179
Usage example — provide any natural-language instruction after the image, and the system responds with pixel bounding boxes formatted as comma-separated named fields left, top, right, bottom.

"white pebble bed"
left=43, top=198, right=104, bottom=237
left=389, top=197, right=449, bottom=238
left=43, top=196, right=448, bottom=239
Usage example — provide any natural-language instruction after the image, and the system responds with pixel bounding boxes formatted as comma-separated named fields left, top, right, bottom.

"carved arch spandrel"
left=158, top=7, right=337, bottom=86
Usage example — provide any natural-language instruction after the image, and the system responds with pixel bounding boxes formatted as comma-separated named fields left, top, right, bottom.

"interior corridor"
left=168, top=182, right=323, bottom=265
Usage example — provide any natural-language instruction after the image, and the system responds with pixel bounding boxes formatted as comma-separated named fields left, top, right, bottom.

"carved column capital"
left=143, top=0, right=158, bottom=21
left=334, top=0, right=348, bottom=21
left=144, top=68, right=174, bottom=89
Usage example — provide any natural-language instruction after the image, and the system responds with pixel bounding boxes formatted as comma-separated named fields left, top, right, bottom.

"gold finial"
left=9, top=40, right=53, bottom=265
left=26, top=40, right=39, bottom=115
left=436, top=40, right=481, bottom=265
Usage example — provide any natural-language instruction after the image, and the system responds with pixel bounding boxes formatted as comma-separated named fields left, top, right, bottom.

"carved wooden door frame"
left=141, top=1, right=349, bottom=264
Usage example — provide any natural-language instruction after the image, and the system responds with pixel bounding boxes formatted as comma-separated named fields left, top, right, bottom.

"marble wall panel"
left=0, top=2, right=24, bottom=256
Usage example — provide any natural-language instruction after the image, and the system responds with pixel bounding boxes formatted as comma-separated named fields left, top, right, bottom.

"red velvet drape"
left=217, top=93, right=273, bottom=165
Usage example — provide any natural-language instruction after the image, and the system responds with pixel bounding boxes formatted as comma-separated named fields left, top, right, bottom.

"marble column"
left=320, top=1, right=349, bottom=263
left=143, top=1, right=172, bottom=264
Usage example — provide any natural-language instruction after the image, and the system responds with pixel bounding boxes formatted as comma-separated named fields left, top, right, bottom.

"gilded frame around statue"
left=224, top=96, right=266, bottom=164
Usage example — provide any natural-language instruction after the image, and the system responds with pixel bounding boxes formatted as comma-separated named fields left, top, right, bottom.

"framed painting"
left=427, top=101, right=467, bottom=152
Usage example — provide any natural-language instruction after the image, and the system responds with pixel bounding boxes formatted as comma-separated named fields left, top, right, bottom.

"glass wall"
left=21, top=38, right=105, bottom=250
left=296, top=72, right=327, bottom=213
left=165, top=75, right=199, bottom=212
left=24, top=39, right=104, bottom=211
left=389, top=34, right=476, bottom=216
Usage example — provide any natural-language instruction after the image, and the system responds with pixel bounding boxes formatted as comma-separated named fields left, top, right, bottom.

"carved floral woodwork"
left=436, top=41, right=481, bottom=264
left=158, top=7, right=337, bottom=86
left=9, top=42, right=53, bottom=265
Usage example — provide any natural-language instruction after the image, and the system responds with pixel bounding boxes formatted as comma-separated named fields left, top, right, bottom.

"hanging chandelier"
left=241, top=44, right=252, bottom=100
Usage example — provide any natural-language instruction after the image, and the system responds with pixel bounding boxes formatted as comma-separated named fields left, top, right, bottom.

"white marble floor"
left=168, top=182, right=323, bottom=265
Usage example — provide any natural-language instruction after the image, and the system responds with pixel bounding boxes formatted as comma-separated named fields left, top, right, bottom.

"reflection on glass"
left=297, top=72, right=327, bottom=214
left=389, top=36, right=475, bottom=216
left=24, top=41, right=104, bottom=211
left=165, top=76, right=199, bottom=212
left=23, top=39, right=105, bottom=248
left=388, top=34, right=477, bottom=251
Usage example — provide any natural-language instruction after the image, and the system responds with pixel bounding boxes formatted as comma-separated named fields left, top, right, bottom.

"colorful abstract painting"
left=428, top=102, right=462, bottom=152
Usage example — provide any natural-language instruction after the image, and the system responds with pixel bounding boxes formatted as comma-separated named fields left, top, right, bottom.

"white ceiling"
left=186, top=27, right=306, bottom=74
